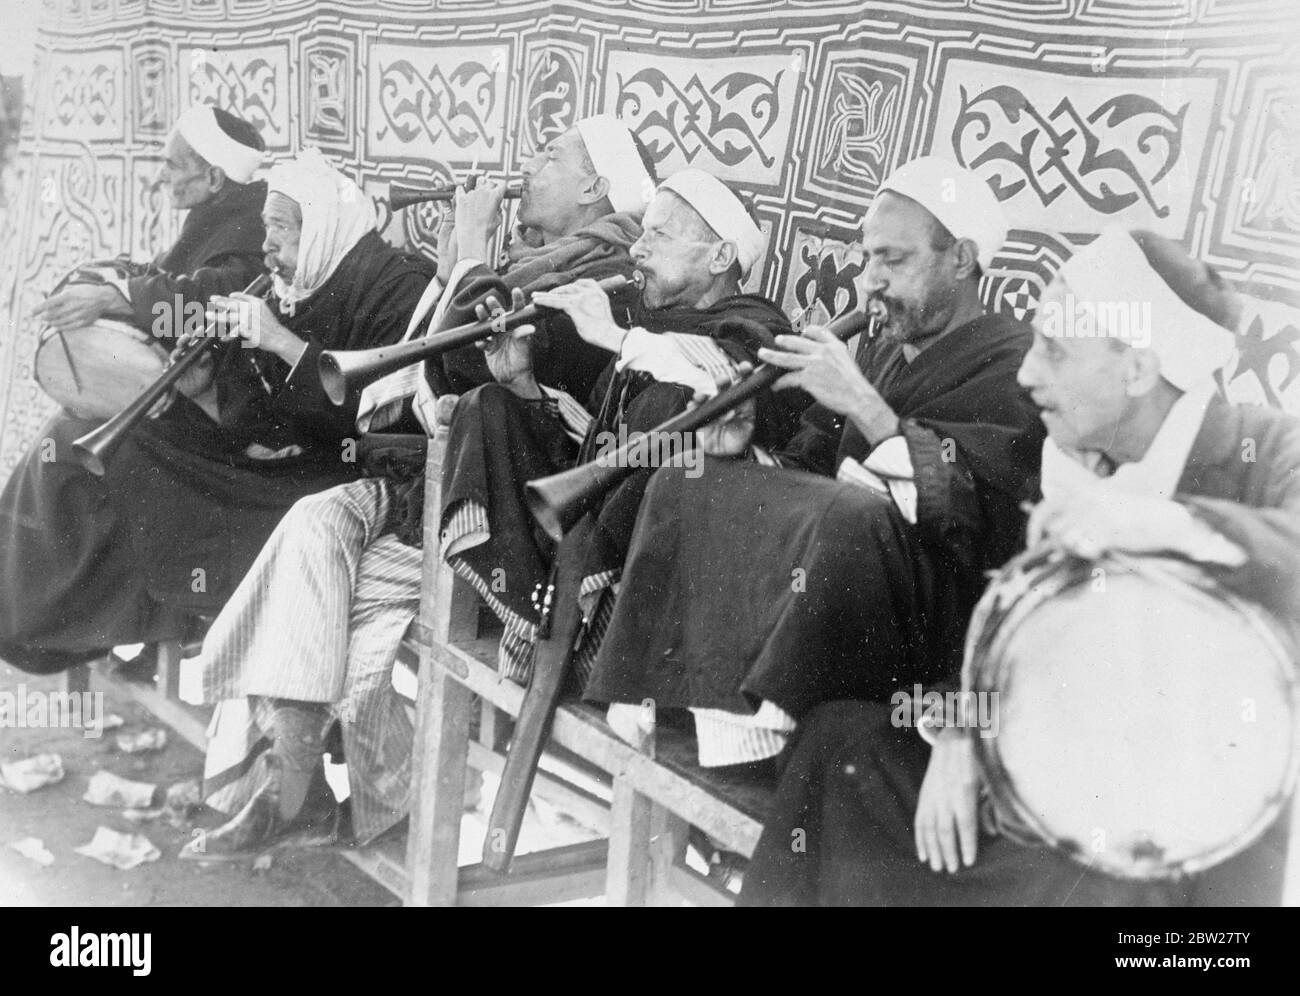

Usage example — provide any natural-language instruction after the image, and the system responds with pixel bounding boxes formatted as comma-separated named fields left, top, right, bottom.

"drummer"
left=0, top=149, right=433, bottom=679
left=740, top=227, right=1300, bottom=907
left=31, top=105, right=267, bottom=337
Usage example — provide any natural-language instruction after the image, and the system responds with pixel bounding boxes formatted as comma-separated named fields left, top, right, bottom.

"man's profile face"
left=629, top=191, right=721, bottom=310
left=860, top=192, right=960, bottom=344
left=518, top=128, right=595, bottom=235
left=158, top=134, right=216, bottom=210
left=261, top=192, right=303, bottom=282
left=1018, top=276, right=1134, bottom=451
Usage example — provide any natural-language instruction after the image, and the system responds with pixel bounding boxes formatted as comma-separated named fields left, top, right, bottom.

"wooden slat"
left=457, top=840, right=608, bottom=906
left=91, top=669, right=211, bottom=750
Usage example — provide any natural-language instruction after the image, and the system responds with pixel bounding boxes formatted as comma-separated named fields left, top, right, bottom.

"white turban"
left=658, top=168, right=766, bottom=278
left=575, top=115, right=655, bottom=217
left=266, top=147, right=378, bottom=314
left=1057, top=226, right=1236, bottom=391
left=173, top=105, right=263, bottom=184
left=877, top=155, right=1008, bottom=271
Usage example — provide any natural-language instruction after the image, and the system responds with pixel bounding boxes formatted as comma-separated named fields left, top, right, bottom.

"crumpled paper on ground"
left=83, top=770, right=158, bottom=809
left=115, top=729, right=167, bottom=754
left=122, top=779, right=203, bottom=828
left=0, top=754, right=65, bottom=793
left=9, top=837, right=55, bottom=866
left=74, top=827, right=160, bottom=870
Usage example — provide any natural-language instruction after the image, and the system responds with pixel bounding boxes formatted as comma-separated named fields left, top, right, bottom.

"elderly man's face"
left=860, top=192, right=963, bottom=344
left=518, top=128, right=598, bottom=235
left=1018, top=276, right=1136, bottom=451
left=158, top=133, right=218, bottom=211
left=262, top=193, right=303, bottom=282
left=628, top=191, right=722, bottom=310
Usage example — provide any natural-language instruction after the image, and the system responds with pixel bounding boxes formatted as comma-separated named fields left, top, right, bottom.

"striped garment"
left=196, top=477, right=422, bottom=843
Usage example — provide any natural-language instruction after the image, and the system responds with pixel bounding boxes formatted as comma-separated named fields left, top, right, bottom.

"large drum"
left=33, top=259, right=169, bottom=422
left=964, top=546, right=1299, bottom=880
left=35, top=320, right=169, bottom=422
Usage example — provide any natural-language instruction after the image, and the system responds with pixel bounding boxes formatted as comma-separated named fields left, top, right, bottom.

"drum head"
left=34, top=321, right=167, bottom=422
left=969, top=552, right=1299, bottom=880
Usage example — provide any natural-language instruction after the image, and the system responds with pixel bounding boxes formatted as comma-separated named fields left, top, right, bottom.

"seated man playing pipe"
left=582, top=157, right=1045, bottom=766
left=185, top=116, right=658, bottom=857
left=741, top=229, right=1300, bottom=907
left=0, top=105, right=268, bottom=675
left=438, top=168, right=811, bottom=693
left=0, top=139, right=430, bottom=680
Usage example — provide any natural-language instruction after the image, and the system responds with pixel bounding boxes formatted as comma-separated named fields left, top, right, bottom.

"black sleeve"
left=128, top=251, right=264, bottom=333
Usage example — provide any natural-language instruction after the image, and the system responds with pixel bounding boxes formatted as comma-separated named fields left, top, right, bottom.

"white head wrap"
left=173, top=105, right=263, bottom=185
left=657, top=168, right=766, bottom=278
left=266, top=148, right=378, bottom=314
left=575, top=115, right=654, bottom=217
left=876, top=155, right=1008, bottom=271
left=1058, top=226, right=1236, bottom=391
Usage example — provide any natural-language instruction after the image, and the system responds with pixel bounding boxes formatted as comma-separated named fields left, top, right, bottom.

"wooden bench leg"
left=61, top=663, right=91, bottom=696
left=155, top=639, right=185, bottom=700
left=606, top=777, right=688, bottom=906
left=406, top=654, right=473, bottom=907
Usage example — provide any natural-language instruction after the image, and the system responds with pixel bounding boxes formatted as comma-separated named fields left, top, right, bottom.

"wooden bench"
left=401, top=426, right=773, bottom=906
left=63, top=429, right=1300, bottom=906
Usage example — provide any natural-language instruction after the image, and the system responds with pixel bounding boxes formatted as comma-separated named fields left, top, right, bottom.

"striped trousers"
left=195, top=477, right=422, bottom=844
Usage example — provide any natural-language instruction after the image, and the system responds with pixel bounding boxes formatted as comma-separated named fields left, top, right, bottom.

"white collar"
left=1040, top=379, right=1215, bottom=500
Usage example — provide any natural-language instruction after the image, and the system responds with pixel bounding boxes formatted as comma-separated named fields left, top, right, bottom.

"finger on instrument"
left=757, top=346, right=808, bottom=369
left=922, top=822, right=943, bottom=872
left=510, top=287, right=527, bottom=311
left=800, top=325, right=836, bottom=343
left=771, top=333, right=819, bottom=353
left=770, top=370, right=803, bottom=393
left=957, top=800, right=978, bottom=868
left=937, top=816, right=960, bottom=874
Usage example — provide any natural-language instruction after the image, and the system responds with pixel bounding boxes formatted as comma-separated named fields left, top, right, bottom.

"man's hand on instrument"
left=476, top=290, right=539, bottom=397
left=531, top=279, right=627, bottom=353
left=453, top=178, right=508, bottom=264
left=32, top=284, right=129, bottom=333
left=1026, top=489, right=1246, bottom=565
left=691, top=361, right=755, bottom=458
left=914, top=727, right=981, bottom=874
left=435, top=203, right=459, bottom=283
left=759, top=326, right=900, bottom=445
left=168, top=343, right=216, bottom=400
left=207, top=293, right=306, bottom=366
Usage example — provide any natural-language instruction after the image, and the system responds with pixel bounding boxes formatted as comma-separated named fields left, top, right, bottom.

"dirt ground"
left=0, top=660, right=398, bottom=907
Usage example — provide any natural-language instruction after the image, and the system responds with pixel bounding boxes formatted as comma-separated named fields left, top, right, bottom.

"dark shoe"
left=180, top=757, right=336, bottom=861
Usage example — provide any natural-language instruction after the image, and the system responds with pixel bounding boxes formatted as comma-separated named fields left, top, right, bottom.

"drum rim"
left=964, top=545, right=1300, bottom=881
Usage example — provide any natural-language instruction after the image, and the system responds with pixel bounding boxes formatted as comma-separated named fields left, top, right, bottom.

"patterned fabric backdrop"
left=2, top=0, right=1298, bottom=478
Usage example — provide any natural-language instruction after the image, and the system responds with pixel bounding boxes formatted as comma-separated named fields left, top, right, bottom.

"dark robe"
left=0, top=230, right=433, bottom=673
left=124, top=179, right=268, bottom=330
left=583, top=313, right=1043, bottom=716
left=434, top=213, right=645, bottom=402
left=741, top=396, right=1300, bottom=907
left=438, top=294, right=807, bottom=683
